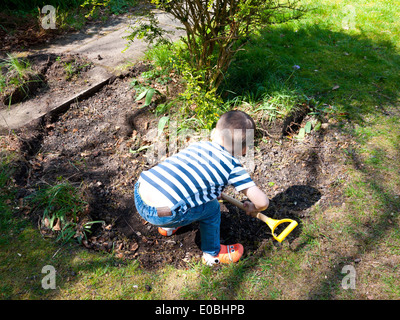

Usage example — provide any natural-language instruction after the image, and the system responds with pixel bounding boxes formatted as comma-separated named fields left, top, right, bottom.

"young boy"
left=134, top=110, right=269, bottom=265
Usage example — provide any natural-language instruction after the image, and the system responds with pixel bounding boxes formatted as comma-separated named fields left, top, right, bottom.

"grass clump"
left=0, top=54, right=44, bottom=106
left=29, top=181, right=102, bottom=244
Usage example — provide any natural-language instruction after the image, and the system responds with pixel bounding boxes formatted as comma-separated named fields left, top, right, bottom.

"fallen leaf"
left=53, top=219, right=61, bottom=231
left=116, top=252, right=124, bottom=259
left=332, top=85, right=340, bottom=90
left=82, top=240, right=91, bottom=248
left=43, top=217, right=50, bottom=228
left=130, top=243, right=139, bottom=252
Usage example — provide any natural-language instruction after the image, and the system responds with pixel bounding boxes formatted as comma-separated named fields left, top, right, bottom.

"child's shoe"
left=202, top=244, right=244, bottom=265
left=158, top=227, right=180, bottom=237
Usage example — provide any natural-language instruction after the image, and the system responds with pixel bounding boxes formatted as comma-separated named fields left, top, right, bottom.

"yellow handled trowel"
left=221, top=193, right=298, bottom=243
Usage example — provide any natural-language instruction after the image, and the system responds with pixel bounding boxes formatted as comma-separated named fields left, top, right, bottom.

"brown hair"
left=215, top=110, right=255, bottom=154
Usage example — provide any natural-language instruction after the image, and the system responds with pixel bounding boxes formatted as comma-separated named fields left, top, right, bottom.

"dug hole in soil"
left=10, top=54, right=350, bottom=270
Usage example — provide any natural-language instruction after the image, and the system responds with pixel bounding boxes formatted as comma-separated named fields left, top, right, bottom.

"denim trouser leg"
left=160, top=199, right=221, bottom=257
left=197, top=199, right=221, bottom=256
left=181, top=199, right=221, bottom=256
left=134, top=181, right=221, bottom=257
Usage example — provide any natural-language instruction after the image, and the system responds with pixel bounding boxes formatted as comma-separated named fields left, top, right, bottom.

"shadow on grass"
left=222, top=24, right=400, bottom=122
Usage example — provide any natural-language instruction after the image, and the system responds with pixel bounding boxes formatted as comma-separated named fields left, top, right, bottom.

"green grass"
left=1, top=0, right=400, bottom=300
left=222, top=0, right=400, bottom=121
left=3, top=0, right=138, bottom=15
left=143, top=0, right=400, bottom=130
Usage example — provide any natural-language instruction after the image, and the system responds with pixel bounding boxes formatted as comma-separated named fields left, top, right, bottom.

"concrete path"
left=0, top=9, right=184, bottom=134
left=36, top=9, right=184, bottom=71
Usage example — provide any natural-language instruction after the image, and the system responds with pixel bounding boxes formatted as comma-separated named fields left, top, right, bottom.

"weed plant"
left=0, top=54, right=48, bottom=107
left=142, top=42, right=229, bottom=131
left=0, top=54, right=35, bottom=96
left=28, top=181, right=101, bottom=244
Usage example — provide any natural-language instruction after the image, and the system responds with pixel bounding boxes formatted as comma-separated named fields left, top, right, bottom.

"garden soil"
left=9, top=57, right=351, bottom=270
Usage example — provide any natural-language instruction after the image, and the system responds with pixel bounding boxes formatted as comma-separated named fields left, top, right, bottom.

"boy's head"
left=213, top=110, right=255, bottom=156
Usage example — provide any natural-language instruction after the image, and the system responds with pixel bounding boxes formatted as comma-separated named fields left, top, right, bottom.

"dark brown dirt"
left=10, top=56, right=351, bottom=270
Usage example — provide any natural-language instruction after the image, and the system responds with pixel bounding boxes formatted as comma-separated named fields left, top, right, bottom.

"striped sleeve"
left=228, top=165, right=255, bottom=191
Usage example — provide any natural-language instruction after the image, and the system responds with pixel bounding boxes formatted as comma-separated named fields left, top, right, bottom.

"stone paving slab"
left=0, top=66, right=112, bottom=134
left=34, top=9, right=184, bottom=71
left=0, top=10, right=184, bottom=134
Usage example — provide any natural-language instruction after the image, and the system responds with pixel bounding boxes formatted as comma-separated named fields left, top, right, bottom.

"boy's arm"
left=240, top=186, right=269, bottom=215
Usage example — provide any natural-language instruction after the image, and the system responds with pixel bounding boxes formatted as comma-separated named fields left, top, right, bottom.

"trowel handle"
left=220, top=193, right=298, bottom=242
left=265, top=218, right=298, bottom=243
left=221, top=193, right=246, bottom=210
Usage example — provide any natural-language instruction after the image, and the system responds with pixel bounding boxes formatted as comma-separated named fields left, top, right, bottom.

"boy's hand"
left=241, top=186, right=269, bottom=212
left=243, top=201, right=258, bottom=216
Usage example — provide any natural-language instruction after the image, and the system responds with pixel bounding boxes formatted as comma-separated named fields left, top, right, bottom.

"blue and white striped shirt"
left=139, top=141, right=255, bottom=210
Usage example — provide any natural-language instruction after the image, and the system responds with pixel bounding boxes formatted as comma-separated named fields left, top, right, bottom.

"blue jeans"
left=134, top=181, right=221, bottom=256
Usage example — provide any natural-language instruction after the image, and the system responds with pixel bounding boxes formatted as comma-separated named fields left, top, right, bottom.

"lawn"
left=1, top=0, right=399, bottom=300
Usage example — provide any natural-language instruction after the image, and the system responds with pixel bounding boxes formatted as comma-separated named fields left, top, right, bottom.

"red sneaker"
left=158, top=227, right=180, bottom=237
left=202, top=244, right=244, bottom=265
